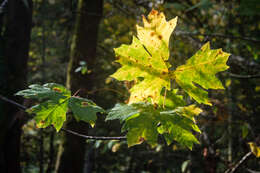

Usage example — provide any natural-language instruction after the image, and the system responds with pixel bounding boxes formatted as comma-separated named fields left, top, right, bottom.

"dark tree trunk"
left=57, top=0, right=103, bottom=173
left=0, top=0, right=32, bottom=173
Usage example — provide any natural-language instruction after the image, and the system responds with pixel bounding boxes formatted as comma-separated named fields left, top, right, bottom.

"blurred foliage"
left=21, top=0, right=260, bottom=172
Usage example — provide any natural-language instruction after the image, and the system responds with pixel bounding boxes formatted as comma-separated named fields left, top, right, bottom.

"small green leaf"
left=174, top=42, right=230, bottom=105
left=16, top=83, right=71, bottom=131
left=28, top=98, right=69, bottom=132
left=241, top=123, right=249, bottom=139
left=69, top=97, right=104, bottom=127
left=16, top=83, right=102, bottom=130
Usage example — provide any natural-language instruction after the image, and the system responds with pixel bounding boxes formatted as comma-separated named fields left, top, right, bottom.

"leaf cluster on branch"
left=16, top=10, right=230, bottom=149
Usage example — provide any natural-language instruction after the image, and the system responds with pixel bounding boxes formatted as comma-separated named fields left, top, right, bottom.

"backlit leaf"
left=174, top=42, right=230, bottom=105
left=111, top=10, right=177, bottom=104
left=28, top=98, right=69, bottom=131
left=16, top=83, right=102, bottom=130
left=248, top=142, right=260, bottom=158
left=107, top=103, right=201, bottom=149
left=69, top=97, right=104, bottom=127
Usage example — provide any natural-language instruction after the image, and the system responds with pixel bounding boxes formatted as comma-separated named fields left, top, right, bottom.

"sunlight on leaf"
left=248, top=142, right=260, bottom=158
left=111, top=10, right=177, bottom=104
left=16, top=83, right=102, bottom=130
left=174, top=42, right=230, bottom=105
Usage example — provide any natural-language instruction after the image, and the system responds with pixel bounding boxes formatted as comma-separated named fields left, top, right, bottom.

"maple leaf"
left=28, top=98, right=69, bottom=131
left=107, top=103, right=202, bottom=149
left=69, top=97, right=104, bottom=127
left=16, top=83, right=104, bottom=131
left=111, top=10, right=177, bottom=104
left=174, top=42, right=230, bottom=105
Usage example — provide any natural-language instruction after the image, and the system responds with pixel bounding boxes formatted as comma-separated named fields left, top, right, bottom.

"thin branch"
left=176, top=31, right=260, bottom=43
left=246, top=168, right=260, bottom=173
left=224, top=152, right=252, bottom=173
left=228, top=73, right=260, bottom=79
left=0, top=0, right=8, bottom=15
left=107, top=1, right=135, bottom=17
left=60, top=128, right=126, bottom=140
left=0, top=94, right=126, bottom=140
left=0, top=94, right=27, bottom=110
left=86, top=87, right=128, bottom=97
left=72, top=88, right=81, bottom=96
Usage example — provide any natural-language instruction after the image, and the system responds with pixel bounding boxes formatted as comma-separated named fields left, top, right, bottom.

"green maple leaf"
left=28, top=98, right=69, bottom=131
left=174, top=42, right=230, bottom=105
left=107, top=103, right=202, bottom=149
left=108, top=103, right=160, bottom=147
left=122, top=111, right=159, bottom=147
left=16, top=83, right=104, bottom=131
left=111, top=10, right=177, bottom=104
left=69, top=97, right=104, bottom=127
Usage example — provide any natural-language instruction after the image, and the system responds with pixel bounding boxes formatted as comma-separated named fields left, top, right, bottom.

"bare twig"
left=60, top=128, right=126, bottom=140
left=0, top=94, right=126, bottom=140
left=225, top=152, right=252, bottom=173
left=86, top=87, right=128, bottom=97
left=0, top=94, right=27, bottom=110
left=72, top=88, right=81, bottom=96
left=246, top=168, right=260, bottom=173
left=0, top=0, right=8, bottom=15
left=228, top=73, right=260, bottom=79
left=176, top=31, right=260, bottom=43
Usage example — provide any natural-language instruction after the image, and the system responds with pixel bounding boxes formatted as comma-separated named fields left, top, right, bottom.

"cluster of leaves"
left=16, top=10, right=230, bottom=149
left=106, top=9, right=230, bottom=149
left=16, top=83, right=104, bottom=131
left=106, top=102, right=202, bottom=149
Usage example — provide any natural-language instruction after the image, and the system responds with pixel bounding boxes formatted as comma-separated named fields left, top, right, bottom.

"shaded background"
left=0, top=0, right=259, bottom=173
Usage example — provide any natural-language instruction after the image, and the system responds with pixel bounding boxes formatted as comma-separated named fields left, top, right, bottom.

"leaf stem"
left=224, top=152, right=252, bottom=173
left=163, top=88, right=167, bottom=109
left=72, top=88, right=81, bottom=96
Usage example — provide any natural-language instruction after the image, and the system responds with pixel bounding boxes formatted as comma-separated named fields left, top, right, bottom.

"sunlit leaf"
left=248, top=142, right=260, bottom=157
left=28, top=98, right=69, bottom=131
left=16, top=83, right=102, bottom=130
left=174, top=42, right=230, bottom=105
left=107, top=103, right=201, bottom=149
left=111, top=10, right=177, bottom=104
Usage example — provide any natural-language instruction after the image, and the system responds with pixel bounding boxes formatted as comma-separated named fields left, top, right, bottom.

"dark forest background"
left=0, top=0, right=259, bottom=173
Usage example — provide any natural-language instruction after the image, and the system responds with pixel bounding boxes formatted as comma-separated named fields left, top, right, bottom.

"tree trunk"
left=0, top=0, right=32, bottom=172
left=57, top=0, right=103, bottom=173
